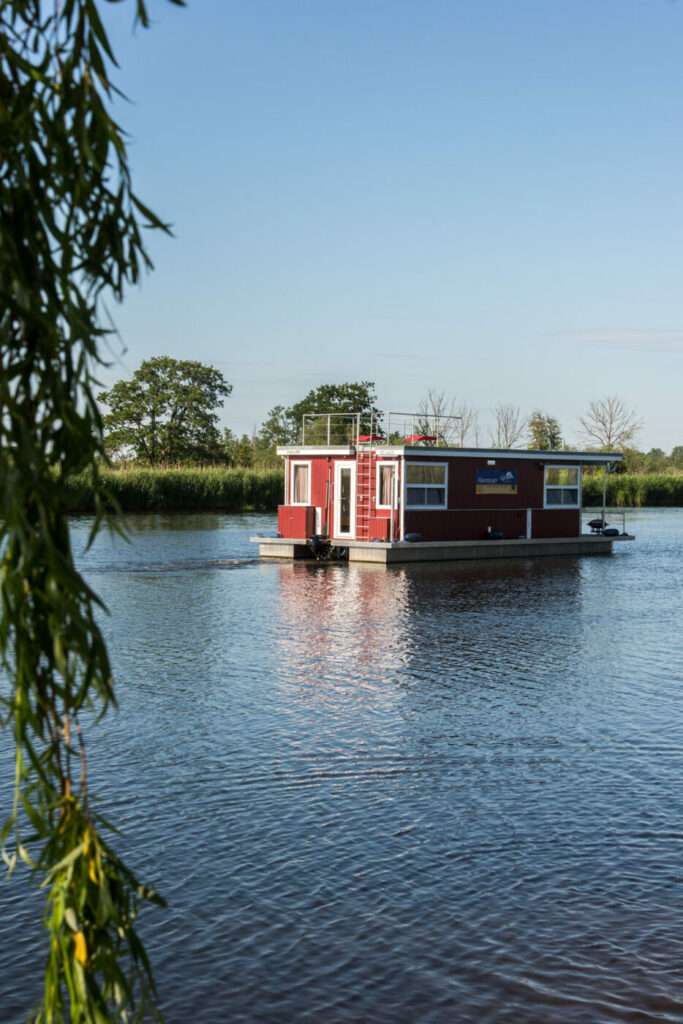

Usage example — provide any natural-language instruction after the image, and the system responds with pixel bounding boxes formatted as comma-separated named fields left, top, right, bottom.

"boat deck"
left=251, top=534, right=635, bottom=564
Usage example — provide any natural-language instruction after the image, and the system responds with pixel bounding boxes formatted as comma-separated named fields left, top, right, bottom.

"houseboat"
left=252, top=411, right=634, bottom=564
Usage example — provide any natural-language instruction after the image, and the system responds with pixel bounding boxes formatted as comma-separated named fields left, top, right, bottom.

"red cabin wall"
left=284, top=455, right=356, bottom=537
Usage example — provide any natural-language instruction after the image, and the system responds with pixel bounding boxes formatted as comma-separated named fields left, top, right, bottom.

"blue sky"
left=101, top=0, right=683, bottom=450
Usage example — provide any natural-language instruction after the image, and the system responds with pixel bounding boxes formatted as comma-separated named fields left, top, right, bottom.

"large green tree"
left=1, top=2, right=180, bottom=1021
left=260, top=382, right=382, bottom=446
left=527, top=410, right=562, bottom=450
left=99, top=356, right=232, bottom=465
left=256, top=403, right=298, bottom=447
left=670, top=446, right=683, bottom=470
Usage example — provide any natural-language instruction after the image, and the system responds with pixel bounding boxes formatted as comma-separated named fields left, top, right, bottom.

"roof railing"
left=300, top=411, right=463, bottom=446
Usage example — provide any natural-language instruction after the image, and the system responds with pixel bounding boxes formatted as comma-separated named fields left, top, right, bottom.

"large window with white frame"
left=544, top=466, right=581, bottom=507
left=290, top=461, right=311, bottom=505
left=405, top=462, right=448, bottom=508
left=376, top=461, right=399, bottom=509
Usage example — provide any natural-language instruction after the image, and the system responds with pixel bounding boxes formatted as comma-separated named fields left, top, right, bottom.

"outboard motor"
left=307, top=535, right=348, bottom=561
left=308, top=534, right=332, bottom=560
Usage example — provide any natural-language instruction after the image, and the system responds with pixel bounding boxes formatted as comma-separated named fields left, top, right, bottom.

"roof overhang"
left=276, top=445, right=622, bottom=465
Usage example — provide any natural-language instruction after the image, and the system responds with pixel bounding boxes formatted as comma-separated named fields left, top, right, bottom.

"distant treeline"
left=582, top=473, right=683, bottom=507
left=65, top=466, right=683, bottom=513
left=66, top=466, right=283, bottom=513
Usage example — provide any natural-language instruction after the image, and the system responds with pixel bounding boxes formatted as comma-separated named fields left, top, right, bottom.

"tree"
left=257, top=404, right=298, bottom=448
left=416, top=389, right=461, bottom=444
left=290, top=381, right=381, bottom=442
left=1, top=2, right=180, bottom=1021
left=579, top=395, right=643, bottom=450
left=527, top=410, right=563, bottom=450
left=670, top=446, right=683, bottom=470
left=413, top=390, right=482, bottom=447
left=258, top=382, right=382, bottom=446
left=99, top=356, right=232, bottom=465
left=491, top=403, right=525, bottom=448
left=453, top=398, right=481, bottom=447
left=222, top=428, right=256, bottom=467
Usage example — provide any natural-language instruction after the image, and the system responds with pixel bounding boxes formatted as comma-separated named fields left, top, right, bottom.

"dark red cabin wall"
left=450, top=456, right=545, bottom=509
left=403, top=455, right=581, bottom=541
left=405, top=508, right=530, bottom=541
left=532, top=509, right=580, bottom=538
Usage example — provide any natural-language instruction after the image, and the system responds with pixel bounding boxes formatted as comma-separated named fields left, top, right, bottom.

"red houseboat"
left=252, top=412, right=634, bottom=564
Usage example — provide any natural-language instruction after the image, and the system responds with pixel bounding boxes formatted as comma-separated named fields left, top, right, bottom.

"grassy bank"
left=66, top=466, right=283, bottom=513
left=582, top=472, right=683, bottom=507
left=65, top=467, right=682, bottom=513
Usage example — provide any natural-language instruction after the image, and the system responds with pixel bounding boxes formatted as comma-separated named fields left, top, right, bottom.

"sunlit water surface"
left=2, top=509, right=682, bottom=1023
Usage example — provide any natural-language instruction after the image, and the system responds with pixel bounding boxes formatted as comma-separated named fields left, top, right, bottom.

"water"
left=2, top=509, right=682, bottom=1022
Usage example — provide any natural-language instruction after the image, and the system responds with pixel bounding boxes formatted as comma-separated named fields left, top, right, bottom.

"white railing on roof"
left=384, top=411, right=462, bottom=446
left=301, top=412, right=367, bottom=446
left=300, top=411, right=462, bottom=446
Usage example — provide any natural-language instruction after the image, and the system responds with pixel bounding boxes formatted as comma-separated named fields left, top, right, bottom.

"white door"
left=334, top=462, right=356, bottom=539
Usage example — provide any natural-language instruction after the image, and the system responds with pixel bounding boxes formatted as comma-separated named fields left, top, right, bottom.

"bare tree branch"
left=491, top=403, right=525, bottom=448
left=453, top=399, right=480, bottom=447
left=416, top=389, right=463, bottom=444
left=578, top=395, right=643, bottom=449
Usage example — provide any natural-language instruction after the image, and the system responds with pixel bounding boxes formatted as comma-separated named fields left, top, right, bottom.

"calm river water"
left=2, top=508, right=682, bottom=1023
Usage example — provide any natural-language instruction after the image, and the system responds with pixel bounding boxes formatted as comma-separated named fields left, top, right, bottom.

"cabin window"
left=376, top=462, right=398, bottom=508
left=405, top=463, right=447, bottom=508
left=291, top=461, right=311, bottom=505
left=544, top=466, right=580, bottom=507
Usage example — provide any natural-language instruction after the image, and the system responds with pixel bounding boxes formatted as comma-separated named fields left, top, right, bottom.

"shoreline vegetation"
left=64, top=466, right=683, bottom=513
left=581, top=472, right=683, bottom=508
left=66, top=466, right=283, bottom=513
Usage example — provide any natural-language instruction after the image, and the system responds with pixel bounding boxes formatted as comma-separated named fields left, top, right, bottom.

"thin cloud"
left=555, top=329, right=683, bottom=353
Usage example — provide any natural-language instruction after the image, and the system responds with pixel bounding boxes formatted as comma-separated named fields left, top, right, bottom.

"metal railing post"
left=602, top=464, right=607, bottom=531
left=390, top=475, right=396, bottom=542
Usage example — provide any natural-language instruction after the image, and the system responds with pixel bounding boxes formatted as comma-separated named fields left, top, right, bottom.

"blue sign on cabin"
left=476, top=468, right=518, bottom=494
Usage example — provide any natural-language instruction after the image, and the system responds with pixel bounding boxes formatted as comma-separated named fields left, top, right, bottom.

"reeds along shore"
left=64, top=467, right=683, bottom=513
left=581, top=473, right=683, bottom=507
left=65, top=466, right=284, bottom=513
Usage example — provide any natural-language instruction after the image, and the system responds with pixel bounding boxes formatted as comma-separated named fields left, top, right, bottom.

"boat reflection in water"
left=273, top=555, right=589, bottom=707
left=261, top=548, right=683, bottom=1024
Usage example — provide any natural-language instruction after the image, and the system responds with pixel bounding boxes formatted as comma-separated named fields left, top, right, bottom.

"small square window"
left=544, top=466, right=580, bottom=508
left=405, top=463, right=447, bottom=508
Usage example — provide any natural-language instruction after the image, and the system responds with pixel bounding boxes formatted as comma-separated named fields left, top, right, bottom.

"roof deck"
left=286, top=410, right=622, bottom=466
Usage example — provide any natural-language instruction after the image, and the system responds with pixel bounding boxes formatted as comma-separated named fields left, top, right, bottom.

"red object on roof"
left=355, top=434, right=383, bottom=442
left=404, top=434, right=436, bottom=444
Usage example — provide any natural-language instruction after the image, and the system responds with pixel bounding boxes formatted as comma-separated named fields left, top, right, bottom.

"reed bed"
left=582, top=473, right=683, bottom=507
left=65, top=466, right=284, bottom=513
left=64, top=467, right=682, bottom=513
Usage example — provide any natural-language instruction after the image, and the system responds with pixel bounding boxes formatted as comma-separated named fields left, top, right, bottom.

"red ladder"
left=355, top=445, right=375, bottom=541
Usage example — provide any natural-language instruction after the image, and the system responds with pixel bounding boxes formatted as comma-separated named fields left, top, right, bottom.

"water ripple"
left=1, top=509, right=682, bottom=1022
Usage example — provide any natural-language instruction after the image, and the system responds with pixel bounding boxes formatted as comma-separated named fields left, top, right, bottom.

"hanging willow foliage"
left=0, top=1, right=183, bottom=1020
